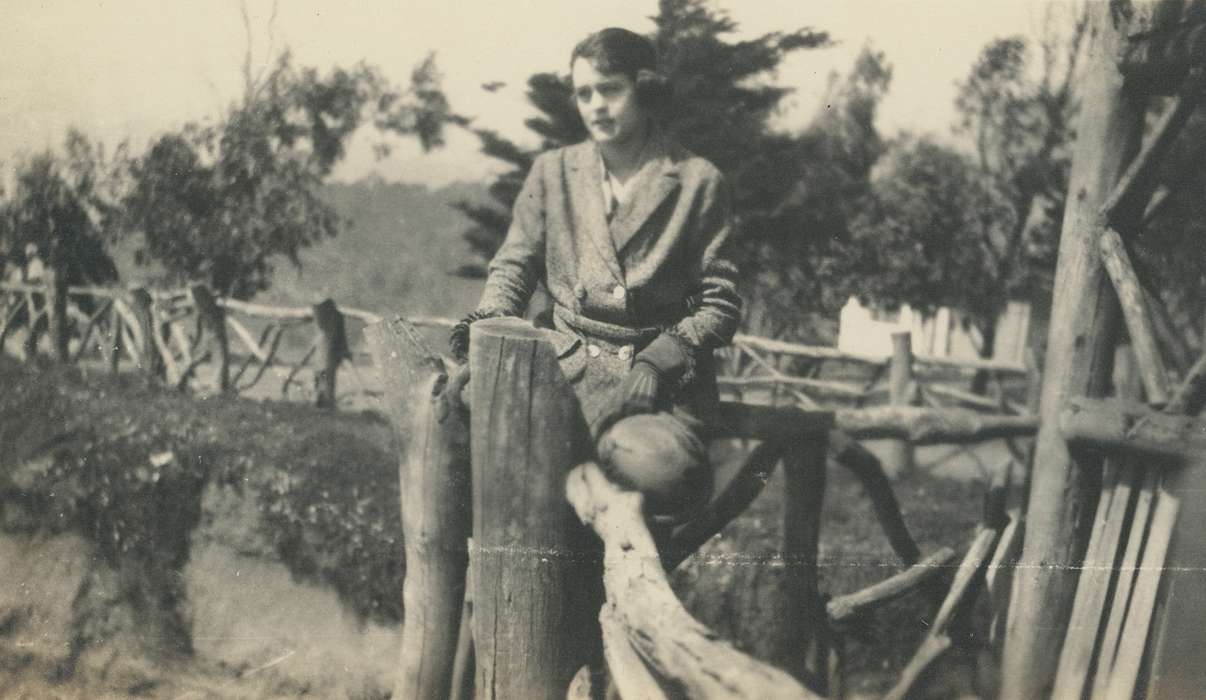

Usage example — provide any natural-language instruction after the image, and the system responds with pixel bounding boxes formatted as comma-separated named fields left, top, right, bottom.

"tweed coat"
left=474, top=132, right=742, bottom=434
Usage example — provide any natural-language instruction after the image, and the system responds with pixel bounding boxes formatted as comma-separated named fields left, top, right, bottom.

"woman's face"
left=571, top=58, right=647, bottom=148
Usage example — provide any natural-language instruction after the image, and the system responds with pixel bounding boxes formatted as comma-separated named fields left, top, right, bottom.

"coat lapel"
left=609, top=133, right=680, bottom=255
left=564, top=141, right=624, bottom=283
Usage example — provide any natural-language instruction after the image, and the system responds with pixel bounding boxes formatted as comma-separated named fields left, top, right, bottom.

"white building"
left=837, top=297, right=1031, bottom=365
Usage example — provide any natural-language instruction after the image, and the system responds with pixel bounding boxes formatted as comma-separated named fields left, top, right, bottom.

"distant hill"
left=262, top=175, right=491, bottom=319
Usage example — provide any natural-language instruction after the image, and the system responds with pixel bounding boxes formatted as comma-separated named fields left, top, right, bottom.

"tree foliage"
left=843, top=9, right=1088, bottom=360
left=123, top=52, right=457, bottom=299
left=0, top=130, right=123, bottom=287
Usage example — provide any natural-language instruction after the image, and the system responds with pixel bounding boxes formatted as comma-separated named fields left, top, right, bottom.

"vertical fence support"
left=1000, top=3, right=1145, bottom=696
left=129, top=287, right=162, bottom=382
left=191, top=285, right=230, bottom=393
left=782, top=425, right=832, bottom=688
left=885, top=331, right=916, bottom=478
left=312, top=298, right=346, bottom=409
left=365, top=317, right=471, bottom=700
left=469, top=317, right=594, bottom=700
left=108, top=300, right=123, bottom=375
left=45, top=268, right=69, bottom=362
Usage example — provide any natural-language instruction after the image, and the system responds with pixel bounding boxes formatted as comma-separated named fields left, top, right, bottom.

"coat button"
left=612, top=285, right=626, bottom=301
left=573, top=283, right=587, bottom=300
left=587, top=344, right=601, bottom=358
left=618, top=345, right=632, bottom=361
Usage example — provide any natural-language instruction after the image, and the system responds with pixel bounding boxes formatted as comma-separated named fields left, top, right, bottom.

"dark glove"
left=596, top=360, right=663, bottom=438
left=595, top=333, right=691, bottom=438
left=449, top=310, right=498, bottom=364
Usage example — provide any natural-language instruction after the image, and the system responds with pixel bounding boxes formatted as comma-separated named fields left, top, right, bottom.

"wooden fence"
left=367, top=314, right=1038, bottom=699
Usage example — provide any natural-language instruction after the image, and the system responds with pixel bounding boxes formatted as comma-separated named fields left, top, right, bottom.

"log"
left=215, top=296, right=312, bottom=320
left=1138, top=452, right=1206, bottom=699
left=884, top=525, right=1001, bottom=700
left=1099, top=69, right=1205, bottom=221
left=829, top=430, right=921, bottom=566
left=468, top=317, right=595, bottom=699
left=712, top=401, right=834, bottom=441
left=717, top=375, right=866, bottom=399
left=925, top=383, right=1022, bottom=413
left=311, top=298, right=347, bottom=408
left=1099, top=227, right=1171, bottom=404
left=1000, top=4, right=1144, bottom=695
left=885, top=332, right=916, bottom=477
left=664, top=440, right=784, bottom=570
left=365, top=316, right=471, bottom=700
left=566, top=462, right=821, bottom=700
left=826, top=547, right=957, bottom=623
left=734, top=334, right=1027, bottom=374
left=834, top=405, right=1037, bottom=443
left=1060, top=397, right=1206, bottom=461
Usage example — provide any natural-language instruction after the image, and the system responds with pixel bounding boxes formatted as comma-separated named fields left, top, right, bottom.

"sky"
left=0, top=0, right=1071, bottom=187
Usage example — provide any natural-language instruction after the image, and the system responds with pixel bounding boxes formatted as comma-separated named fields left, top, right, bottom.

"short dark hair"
left=570, top=27, right=671, bottom=115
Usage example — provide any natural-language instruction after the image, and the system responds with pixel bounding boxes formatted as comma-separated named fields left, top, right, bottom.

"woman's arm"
left=638, top=171, right=742, bottom=386
left=475, top=154, right=549, bottom=317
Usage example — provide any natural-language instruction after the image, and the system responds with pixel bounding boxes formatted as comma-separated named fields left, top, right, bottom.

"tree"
left=841, top=10, right=1088, bottom=375
left=1, top=130, right=123, bottom=287
left=845, top=136, right=1016, bottom=333
left=124, top=50, right=456, bottom=299
left=453, top=0, right=866, bottom=339
left=0, top=131, right=124, bottom=359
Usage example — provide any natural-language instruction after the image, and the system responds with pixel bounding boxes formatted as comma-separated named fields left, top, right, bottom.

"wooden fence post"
left=129, top=287, right=162, bottom=382
left=1000, top=3, right=1145, bottom=697
left=312, top=298, right=347, bottom=409
left=782, top=427, right=832, bottom=687
left=365, top=317, right=471, bottom=700
left=468, top=317, right=594, bottom=699
left=45, top=268, right=70, bottom=362
left=191, top=285, right=230, bottom=393
left=108, top=300, right=123, bottom=374
left=886, top=331, right=916, bottom=478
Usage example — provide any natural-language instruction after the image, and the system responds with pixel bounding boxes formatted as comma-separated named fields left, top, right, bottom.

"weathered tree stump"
left=312, top=298, right=348, bottom=408
left=365, top=316, right=471, bottom=700
left=468, top=317, right=594, bottom=700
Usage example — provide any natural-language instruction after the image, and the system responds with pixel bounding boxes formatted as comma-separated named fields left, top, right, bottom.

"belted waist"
left=553, top=304, right=666, bottom=345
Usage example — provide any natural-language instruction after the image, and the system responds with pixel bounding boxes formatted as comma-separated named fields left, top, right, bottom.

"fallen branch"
left=883, top=526, right=1001, bottom=700
left=826, top=547, right=956, bottom=623
left=567, top=462, right=821, bottom=700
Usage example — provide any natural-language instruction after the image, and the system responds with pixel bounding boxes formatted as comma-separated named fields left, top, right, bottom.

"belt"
left=553, top=304, right=664, bottom=345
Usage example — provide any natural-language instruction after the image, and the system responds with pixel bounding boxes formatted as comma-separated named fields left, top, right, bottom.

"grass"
left=0, top=356, right=996, bottom=697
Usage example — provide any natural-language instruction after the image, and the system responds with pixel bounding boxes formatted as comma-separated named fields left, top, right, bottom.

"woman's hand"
left=596, top=360, right=662, bottom=437
left=448, top=310, right=499, bottom=364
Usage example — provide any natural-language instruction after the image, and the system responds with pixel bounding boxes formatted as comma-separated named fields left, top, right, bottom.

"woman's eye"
left=576, top=89, right=592, bottom=102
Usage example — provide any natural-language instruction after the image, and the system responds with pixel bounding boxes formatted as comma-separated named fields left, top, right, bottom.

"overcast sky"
left=1, top=0, right=1068, bottom=187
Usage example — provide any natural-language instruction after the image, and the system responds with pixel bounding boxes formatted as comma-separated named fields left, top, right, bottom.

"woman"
left=451, top=27, right=741, bottom=525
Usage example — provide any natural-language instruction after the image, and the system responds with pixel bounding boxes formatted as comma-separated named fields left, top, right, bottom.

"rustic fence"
left=366, top=314, right=1039, bottom=699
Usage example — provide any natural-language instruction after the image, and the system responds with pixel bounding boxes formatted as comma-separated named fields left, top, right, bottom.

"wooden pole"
left=312, top=298, right=346, bottom=408
left=1000, top=4, right=1145, bottom=696
left=886, top=331, right=915, bottom=477
left=190, top=285, right=230, bottom=393
left=108, top=299, right=122, bottom=374
left=781, top=428, right=830, bottom=685
left=129, top=287, right=162, bottom=382
left=364, top=317, right=471, bottom=700
left=468, top=317, right=594, bottom=700
left=45, top=268, right=69, bottom=362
